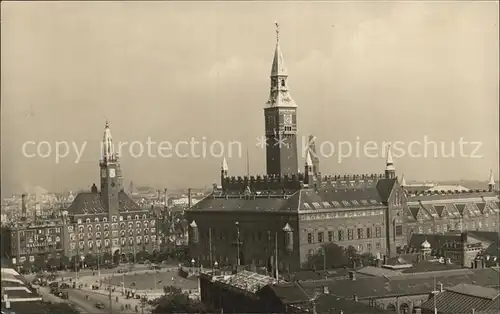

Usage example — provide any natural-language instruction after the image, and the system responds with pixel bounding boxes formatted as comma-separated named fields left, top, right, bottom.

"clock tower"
left=264, top=23, right=298, bottom=177
left=99, top=121, right=120, bottom=215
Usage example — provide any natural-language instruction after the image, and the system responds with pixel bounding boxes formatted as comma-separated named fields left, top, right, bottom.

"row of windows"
left=76, top=214, right=150, bottom=224
left=70, top=228, right=156, bottom=241
left=307, top=227, right=383, bottom=244
left=70, top=235, right=157, bottom=250
left=201, top=229, right=278, bottom=243
left=414, top=221, right=496, bottom=234
left=70, top=220, right=155, bottom=233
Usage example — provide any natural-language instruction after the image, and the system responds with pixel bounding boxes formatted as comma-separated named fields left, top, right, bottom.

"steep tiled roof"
left=190, top=190, right=301, bottom=212
left=66, top=191, right=141, bottom=215
left=298, top=188, right=385, bottom=211
left=421, top=284, right=500, bottom=314
left=190, top=178, right=396, bottom=213
left=276, top=268, right=500, bottom=300
left=405, top=192, right=499, bottom=221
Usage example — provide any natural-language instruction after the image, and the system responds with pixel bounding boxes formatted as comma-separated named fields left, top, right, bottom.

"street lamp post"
left=191, top=258, right=195, bottom=274
left=235, top=221, right=240, bottom=266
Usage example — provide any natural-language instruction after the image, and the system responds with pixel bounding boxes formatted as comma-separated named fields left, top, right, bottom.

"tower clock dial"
left=109, top=169, right=116, bottom=178
left=283, top=114, right=292, bottom=126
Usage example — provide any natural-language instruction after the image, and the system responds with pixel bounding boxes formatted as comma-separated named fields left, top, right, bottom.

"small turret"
left=400, top=174, right=407, bottom=188
left=385, top=144, right=396, bottom=179
left=488, top=169, right=495, bottom=192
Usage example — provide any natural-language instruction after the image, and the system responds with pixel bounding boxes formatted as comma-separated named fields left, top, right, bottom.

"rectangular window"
left=366, top=228, right=372, bottom=239
left=318, top=232, right=324, bottom=243
left=375, top=226, right=381, bottom=237
left=328, top=231, right=334, bottom=242
left=436, top=225, right=441, bottom=233
left=338, top=230, right=344, bottom=241
left=307, top=233, right=313, bottom=244
left=395, top=225, right=403, bottom=236
left=347, top=229, right=354, bottom=240
left=357, top=228, right=364, bottom=239
left=367, top=243, right=372, bottom=251
left=376, top=242, right=381, bottom=249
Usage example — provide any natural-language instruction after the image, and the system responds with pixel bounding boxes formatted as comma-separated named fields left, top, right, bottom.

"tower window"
left=281, top=79, right=285, bottom=87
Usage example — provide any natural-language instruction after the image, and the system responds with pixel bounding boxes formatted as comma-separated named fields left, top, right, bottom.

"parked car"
left=95, top=302, right=105, bottom=309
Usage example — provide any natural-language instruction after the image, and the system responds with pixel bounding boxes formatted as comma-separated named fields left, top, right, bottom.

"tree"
left=304, top=243, right=348, bottom=269
left=103, top=252, right=112, bottom=264
left=59, top=255, right=70, bottom=269
left=33, top=255, right=46, bottom=271
left=153, top=289, right=207, bottom=314
left=22, top=260, right=33, bottom=271
left=150, top=250, right=159, bottom=263
left=46, top=257, right=60, bottom=270
left=84, top=253, right=96, bottom=267
left=136, top=250, right=150, bottom=263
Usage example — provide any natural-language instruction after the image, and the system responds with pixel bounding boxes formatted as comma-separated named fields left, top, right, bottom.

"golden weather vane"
left=275, top=21, right=280, bottom=42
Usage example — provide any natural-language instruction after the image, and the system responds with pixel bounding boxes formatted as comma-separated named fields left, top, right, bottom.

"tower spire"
left=101, top=121, right=115, bottom=163
left=488, top=169, right=495, bottom=192
left=400, top=174, right=407, bottom=187
left=266, top=22, right=296, bottom=108
left=385, top=144, right=396, bottom=179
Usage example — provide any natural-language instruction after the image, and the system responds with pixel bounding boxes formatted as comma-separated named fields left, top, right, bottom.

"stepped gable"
left=66, top=191, right=141, bottom=215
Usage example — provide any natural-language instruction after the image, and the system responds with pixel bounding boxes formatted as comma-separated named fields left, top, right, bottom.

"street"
left=66, top=289, right=113, bottom=314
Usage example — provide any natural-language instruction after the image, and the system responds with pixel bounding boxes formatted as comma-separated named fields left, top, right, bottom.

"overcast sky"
left=1, top=1, right=498, bottom=195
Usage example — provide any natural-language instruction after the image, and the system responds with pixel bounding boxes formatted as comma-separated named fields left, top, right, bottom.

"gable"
left=476, top=202, right=487, bottom=214
left=434, top=205, right=449, bottom=218
left=416, top=207, right=430, bottom=220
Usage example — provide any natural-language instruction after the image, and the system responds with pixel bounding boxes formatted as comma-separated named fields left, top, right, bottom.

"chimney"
left=188, top=188, right=192, bottom=208
left=21, top=194, right=27, bottom=217
left=348, top=271, right=356, bottom=281
left=439, top=283, right=443, bottom=292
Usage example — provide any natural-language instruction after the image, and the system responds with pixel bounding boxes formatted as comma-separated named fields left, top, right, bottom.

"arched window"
left=95, top=217, right=99, bottom=223
left=281, top=79, right=285, bottom=87
left=103, top=217, right=108, bottom=222
left=119, top=216, right=123, bottom=221
left=135, top=215, right=139, bottom=220
left=142, top=214, right=147, bottom=220
left=127, top=215, right=132, bottom=220
left=86, top=218, right=91, bottom=223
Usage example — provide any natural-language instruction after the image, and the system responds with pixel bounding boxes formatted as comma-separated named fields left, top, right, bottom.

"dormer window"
left=86, top=218, right=91, bottom=223
left=95, top=218, right=99, bottom=223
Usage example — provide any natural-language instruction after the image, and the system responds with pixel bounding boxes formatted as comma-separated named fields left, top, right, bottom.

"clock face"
left=109, top=169, right=116, bottom=178
left=283, top=114, right=292, bottom=126
left=101, top=169, right=106, bottom=178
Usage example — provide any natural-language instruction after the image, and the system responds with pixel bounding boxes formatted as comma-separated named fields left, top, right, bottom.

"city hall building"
left=185, top=25, right=499, bottom=273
